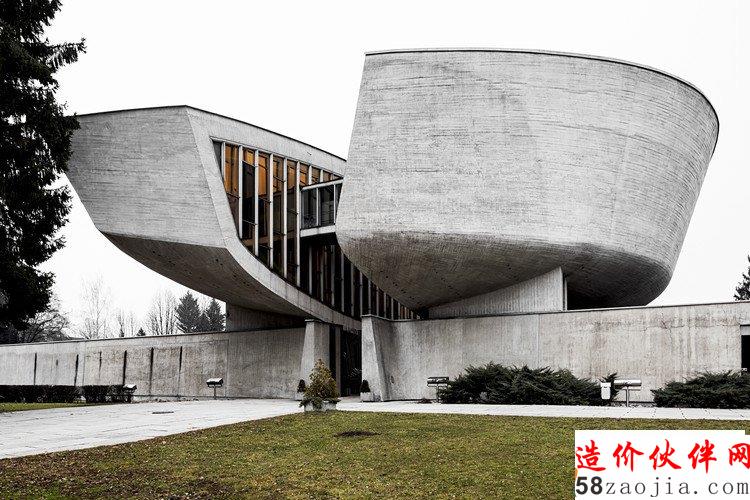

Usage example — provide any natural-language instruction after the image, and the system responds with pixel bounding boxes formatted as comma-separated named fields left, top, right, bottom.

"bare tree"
left=0, top=296, right=71, bottom=344
left=115, top=309, right=139, bottom=337
left=147, top=289, right=177, bottom=336
left=78, top=275, right=113, bottom=339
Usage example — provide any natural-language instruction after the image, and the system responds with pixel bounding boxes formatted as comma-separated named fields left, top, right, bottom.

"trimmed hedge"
left=0, top=385, right=130, bottom=404
left=437, top=364, right=618, bottom=406
left=0, top=385, right=79, bottom=403
left=82, top=385, right=131, bottom=403
left=653, top=371, right=750, bottom=408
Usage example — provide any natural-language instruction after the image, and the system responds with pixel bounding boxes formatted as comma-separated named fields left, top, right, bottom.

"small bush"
left=297, top=379, right=306, bottom=393
left=653, top=371, right=750, bottom=408
left=81, top=385, right=127, bottom=403
left=437, top=364, right=617, bottom=406
left=360, top=379, right=371, bottom=393
left=301, top=359, right=339, bottom=409
left=0, top=385, right=80, bottom=403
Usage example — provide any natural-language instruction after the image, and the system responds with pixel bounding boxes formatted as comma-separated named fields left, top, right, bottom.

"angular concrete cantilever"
left=68, top=106, right=359, bottom=330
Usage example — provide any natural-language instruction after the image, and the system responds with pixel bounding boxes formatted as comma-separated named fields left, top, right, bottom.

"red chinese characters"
left=576, top=440, right=606, bottom=471
left=613, top=441, right=644, bottom=472
left=688, top=440, right=717, bottom=473
left=729, top=443, right=750, bottom=469
left=649, top=440, right=682, bottom=470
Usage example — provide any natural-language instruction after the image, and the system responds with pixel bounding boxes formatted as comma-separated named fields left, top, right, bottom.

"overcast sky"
left=42, top=0, right=749, bottom=332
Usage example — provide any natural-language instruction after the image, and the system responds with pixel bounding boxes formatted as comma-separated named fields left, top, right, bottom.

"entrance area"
left=329, top=326, right=361, bottom=396
left=742, top=326, right=750, bottom=372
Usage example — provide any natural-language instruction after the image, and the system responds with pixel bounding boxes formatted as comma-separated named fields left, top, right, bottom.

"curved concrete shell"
left=68, top=106, right=360, bottom=330
left=337, top=49, right=718, bottom=311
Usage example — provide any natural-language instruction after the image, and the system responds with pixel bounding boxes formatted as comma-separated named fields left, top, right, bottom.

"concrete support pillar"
left=300, top=319, right=330, bottom=383
left=360, top=315, right=391, bottom=402
left=334, top=326, right=342, bottom=393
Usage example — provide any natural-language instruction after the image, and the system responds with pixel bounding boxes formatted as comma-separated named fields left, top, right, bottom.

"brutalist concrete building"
left=1, top=49, right=749, bottom=401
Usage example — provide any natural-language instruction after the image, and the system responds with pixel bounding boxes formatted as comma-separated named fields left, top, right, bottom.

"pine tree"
left=195, top=312, right=210, bottom=332
left=203, top=298, right=225, bottom=331
left=0, top=1, right=85, bottom=331
left=136, top=327, right=146, bottom=337
left=175, top=291, right=201, bottom=333
left=735, top=255, right=750, bottom=301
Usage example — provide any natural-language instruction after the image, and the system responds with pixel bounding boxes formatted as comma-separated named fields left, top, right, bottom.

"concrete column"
left=360, top=315, right=390, bottom=401
left=334, top=326, right=342, bottom=393
left=300, top=319, right=330, bottom=383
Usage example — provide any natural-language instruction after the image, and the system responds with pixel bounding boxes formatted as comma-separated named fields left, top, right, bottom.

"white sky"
left=42, top=0, right=750, bottom=331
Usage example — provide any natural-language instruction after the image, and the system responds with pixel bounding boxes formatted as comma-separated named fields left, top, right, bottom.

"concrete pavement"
left=337, top=399, right=750, bottom=421
left=0, top=399, right=301, bottom=459
left=3, top=398, right=750, bottom=460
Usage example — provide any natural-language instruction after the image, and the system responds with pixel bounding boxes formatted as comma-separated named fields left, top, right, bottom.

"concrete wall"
left=0, top=327, right=314, bottom=399
left=362, top=301, right=750, bottom=402
left=428, top=267, right=565, bottom=318
left=338, top=49, right=718, bottom=311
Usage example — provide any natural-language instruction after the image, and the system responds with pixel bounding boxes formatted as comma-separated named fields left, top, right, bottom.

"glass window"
left=310, top=167, right=320, bottom=185
left=302, top=189, right=317, bottom=229
left=241, top=155, right=255, bottom=242
left=321, top=170, right=330, bottom=183
left=273, top=156, right=284, bottom=193
left=320, top=185, right=334, bottom=226
left=213, top=141, right=222, bottom=169
left=258, top=153, right=269, bottom=198
left=287, top=161, right=296, bottom=188
left=223, top=144, right=239, bottom=196
left=273, top=237, right=283, bottom=275
left=299, top=164, right=308, bottom=186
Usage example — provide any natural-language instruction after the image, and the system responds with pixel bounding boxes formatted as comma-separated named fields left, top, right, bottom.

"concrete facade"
left=1, top=49, right=738, bottom=405
left=362, top=301, right=750, bottom=402
left=67, top=106, right=359, bottom=331
left=337, top=49, right=718, bottom=312
left=0, top=326, right=331, bottom=399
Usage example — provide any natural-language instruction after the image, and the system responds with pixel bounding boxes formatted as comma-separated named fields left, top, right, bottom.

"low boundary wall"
left=362, top=301, right=750, bottom=402
left=0, top=322, right=331, bottom=399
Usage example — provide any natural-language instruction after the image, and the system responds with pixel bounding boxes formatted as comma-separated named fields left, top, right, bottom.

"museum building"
left=0, top=49, right=749, bottom=402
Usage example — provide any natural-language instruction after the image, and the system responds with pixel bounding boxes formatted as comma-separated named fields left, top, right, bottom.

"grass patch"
left=0, top=402, right=94, bottom=413
left=0, top=411, right=748, bottom=498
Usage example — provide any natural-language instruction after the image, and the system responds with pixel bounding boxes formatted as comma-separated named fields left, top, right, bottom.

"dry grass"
left=1, top=411, right=748, bottom=499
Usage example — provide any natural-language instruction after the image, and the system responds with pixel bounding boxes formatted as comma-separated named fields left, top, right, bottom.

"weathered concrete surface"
left=337, top=399, right=750, bottom=421
left=361, top=302, right=750, bottom=402
left=67, top=106, right=358, bottom=330
left=338, top=49, right=718, bottom=311
left=428, top=267, right=564, bottom=318
left=0, top=328, right=312, bottom=399
left=0, top=399, right=300, bottom=459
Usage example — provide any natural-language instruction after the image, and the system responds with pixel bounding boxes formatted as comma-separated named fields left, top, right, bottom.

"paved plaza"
left=3, top=399, right=750, bottom=460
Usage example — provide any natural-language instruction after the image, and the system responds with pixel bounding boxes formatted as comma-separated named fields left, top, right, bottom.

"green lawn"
left=1, top=411, right=748, bottom=499
left=0, top=402, right=93, bottom=413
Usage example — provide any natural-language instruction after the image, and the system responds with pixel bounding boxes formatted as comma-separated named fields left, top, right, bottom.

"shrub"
left=297, top=379, right=306, bottom=393
left=360, top=379, right=371, bottom=393
left=81, top=385, right=124, bottom=403
left=301, top=359, right=339, bottom=409
left=0, top=385, right=80, bottom=403
left=653, top=371, right=750, bottom=408
left=437, top=364, right=617, bottom=406
left=43, top=385, right=80, bottom=403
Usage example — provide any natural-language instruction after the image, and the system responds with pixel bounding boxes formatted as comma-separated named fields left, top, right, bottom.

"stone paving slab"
left=337, top=400, right=750, bottom=421
left=3, top=399, right=750, bottom=460
left=0, top=399, right=301, bottom=460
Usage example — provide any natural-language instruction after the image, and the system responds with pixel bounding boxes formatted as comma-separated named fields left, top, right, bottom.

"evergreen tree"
left=175, top=291, right=201, bottom=333
left=195, top=311, right=210, bottom=332
left=136, top=327, right=146, bottom=337
left=735, top=255, right=750, bottom=301
left=0, top=1, right=85, bottom=331
left=203, top=298, right=225, bottom=331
